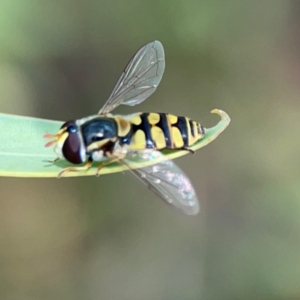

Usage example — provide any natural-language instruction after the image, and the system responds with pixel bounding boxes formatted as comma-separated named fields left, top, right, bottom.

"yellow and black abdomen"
left=119, top=112, right=205, bottom=150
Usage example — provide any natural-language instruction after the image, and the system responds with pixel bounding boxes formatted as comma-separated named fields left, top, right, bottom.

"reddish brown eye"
left=62, top=122, right=84, bottom=164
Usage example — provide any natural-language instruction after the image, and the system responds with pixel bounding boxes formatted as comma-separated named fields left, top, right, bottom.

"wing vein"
left=98, top=41, right=165, bottom=115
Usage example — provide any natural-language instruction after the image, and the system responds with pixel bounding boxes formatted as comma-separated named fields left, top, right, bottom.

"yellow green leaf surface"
left=0, top=109, right=230, bottom=177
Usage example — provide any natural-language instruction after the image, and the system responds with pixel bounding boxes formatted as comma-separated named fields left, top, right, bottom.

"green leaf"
left=0, top=109, right=230, bottom=177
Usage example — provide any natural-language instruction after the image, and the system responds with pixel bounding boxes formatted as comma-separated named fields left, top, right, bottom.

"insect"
left=44, top=41, right=205, bottom=215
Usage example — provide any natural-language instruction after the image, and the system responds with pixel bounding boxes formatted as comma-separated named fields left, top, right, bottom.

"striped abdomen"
left=119, top=112, right=205, bottom=150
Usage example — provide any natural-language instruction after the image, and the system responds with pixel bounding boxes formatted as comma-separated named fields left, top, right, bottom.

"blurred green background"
left=0, top=1, right=300, bottom=299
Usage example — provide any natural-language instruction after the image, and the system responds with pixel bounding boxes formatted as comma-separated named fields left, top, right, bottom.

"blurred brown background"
left=0, top=1, right=300, bottom=299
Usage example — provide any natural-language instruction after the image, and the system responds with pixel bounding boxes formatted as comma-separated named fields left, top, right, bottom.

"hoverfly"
left=44, top=41, right=205, bottom=215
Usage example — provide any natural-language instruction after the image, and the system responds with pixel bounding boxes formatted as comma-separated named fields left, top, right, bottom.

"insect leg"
left=181, top=147, right=195, bottom=154
left=57, top=157, right=93, bottom=178
left=47, top=157, right=60, bottom=164
left=166, top=147, right=195, bottom=154
left=95, top=156, right=120, bottom=177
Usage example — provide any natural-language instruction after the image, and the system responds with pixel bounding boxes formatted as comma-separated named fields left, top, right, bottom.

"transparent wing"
left=98, top=40, right=165, bottom=115
left=122, top=151, right=199, bottom=216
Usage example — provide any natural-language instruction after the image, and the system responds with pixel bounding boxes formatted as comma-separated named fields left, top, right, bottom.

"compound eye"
left=62, top=131, right=83, bottom=164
